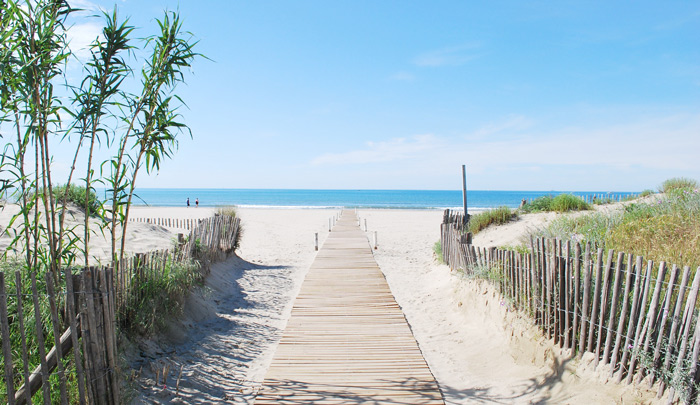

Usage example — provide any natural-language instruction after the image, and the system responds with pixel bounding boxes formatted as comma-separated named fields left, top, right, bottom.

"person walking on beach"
left=196, top=198, right=199, bottom=207
left=187, top=198, right=190, bottom=207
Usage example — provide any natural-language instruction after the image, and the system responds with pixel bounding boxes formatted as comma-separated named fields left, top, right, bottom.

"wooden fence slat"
left=657, top=266, right=690, bottom=398
left=686, top=266, right=700, bottom=402
left=665, top=267, right=700, bottom=403
left=564, top=241, right=571, bottom=350
left=29, top=272, right=52, bottom=405
left=617, top=256, right=645, bottom=383
left=595, top=249, right=615, bottom=366
left=14, top=272, right=32, bottom=405
left=579, top=243, right=592, bottom=357
left=45, top=273, right=69, bottom=404
left=0, top=273, right=16, bottom=404
left=636, top=261, right=666, bottom=384
left=626, top=260, right=653, bottom=384
left=587, top=248, right=605, bottom=353
left=65, top=269, right=87, bottom=405
left=572, top=242, right=581, bottom=355
left=603, top=251, right=624, bottom=365
left=610, top=253, right=635, bottom=378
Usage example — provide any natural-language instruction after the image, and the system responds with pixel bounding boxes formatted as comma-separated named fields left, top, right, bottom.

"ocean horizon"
left=113, top=188, right=642, bottom=212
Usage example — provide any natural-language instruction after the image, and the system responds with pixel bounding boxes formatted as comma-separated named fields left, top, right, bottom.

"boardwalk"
left=256, top=211, right=443, bottom=404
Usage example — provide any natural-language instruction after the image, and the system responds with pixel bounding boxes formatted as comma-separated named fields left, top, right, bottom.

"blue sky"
left=59, top=1, right=699, bottom=191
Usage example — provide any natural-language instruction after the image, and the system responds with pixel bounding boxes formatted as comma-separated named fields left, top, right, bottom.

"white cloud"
left=311, top=134, right=441, bottom=166
left=308, top=112, right=700, bottom=190
left=66, top=22, right=103, bottom=60
left=413, top=43, right=481, bottom=67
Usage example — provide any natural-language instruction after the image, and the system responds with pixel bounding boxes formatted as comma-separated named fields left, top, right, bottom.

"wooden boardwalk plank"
left=256, top=211, right=443, bottom=404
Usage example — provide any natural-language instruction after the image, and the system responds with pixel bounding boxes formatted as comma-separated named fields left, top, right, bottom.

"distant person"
left=187, top=197, right=190, bottom=207
left=196, top=198, right=199, bottom=207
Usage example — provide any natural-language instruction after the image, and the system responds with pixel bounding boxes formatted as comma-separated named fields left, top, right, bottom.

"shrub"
left=521, top=194, right=590, bottom=213
left=660, top=177, right=699, bottom=194
left=121, top=257, right=201, bottom=336
left=468, top=206, right=517, bottom=234
left=433, top=241, right=444, bottom=263
left=550, top=194, right=591, bottom=212
left=520, top=195, right=554, bottom=213
left=54, top=184, right=102, bottom=216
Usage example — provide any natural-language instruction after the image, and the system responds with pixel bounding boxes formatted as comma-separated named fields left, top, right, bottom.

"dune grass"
left=532, top=180, right=700, bottom=269
left=660, top=177, right=699, bottom=193
left=520, top=194, right=591, bottom=213
left=468, top=206, right=517, bottom=234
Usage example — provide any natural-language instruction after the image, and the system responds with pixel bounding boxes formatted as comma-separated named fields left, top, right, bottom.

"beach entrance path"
left=255, top=211, right=444, bottom=404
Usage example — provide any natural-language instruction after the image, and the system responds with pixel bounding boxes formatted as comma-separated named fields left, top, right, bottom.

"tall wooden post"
left=462, top=165, right=468, bottom=224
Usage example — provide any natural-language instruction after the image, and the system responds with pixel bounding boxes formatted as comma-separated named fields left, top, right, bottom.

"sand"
left=0, top=203, right=660, bottom=403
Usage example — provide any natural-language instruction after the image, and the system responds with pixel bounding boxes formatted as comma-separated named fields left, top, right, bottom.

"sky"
left=51, top=1, right=700, bottom=191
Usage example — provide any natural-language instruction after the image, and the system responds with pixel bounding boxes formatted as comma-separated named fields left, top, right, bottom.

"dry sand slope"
left=359, top=209, right=658, bottom=404
left=127, top=209, right=336, bottom=404
left=127, top=207, right=659, bottom=404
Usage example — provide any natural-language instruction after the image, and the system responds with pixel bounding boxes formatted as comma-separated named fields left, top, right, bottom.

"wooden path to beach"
left=255, top=211, right=444, bottom=404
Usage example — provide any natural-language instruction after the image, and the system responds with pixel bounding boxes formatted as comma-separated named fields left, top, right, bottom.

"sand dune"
left=123, top=207, right=658, bottom=403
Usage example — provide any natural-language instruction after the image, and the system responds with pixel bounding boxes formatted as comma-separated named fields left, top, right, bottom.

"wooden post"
left=603, top=252, right=625, bottom=365
left=0, top=273, right=16, bottom=404
left=579, top=243, right=592, bottom=357
left=461, top=164, right=468, bottom=224
left=617, top=256, right=645, bottom=383
left=364, top=219, right=367, bottom=232
left=329, top=218, right=332, bottom=232
left=594, top=249, right=615, bottom=366
left=374, top=231, right=378, bottom=250
left=315, top=233, right=319, bottom=251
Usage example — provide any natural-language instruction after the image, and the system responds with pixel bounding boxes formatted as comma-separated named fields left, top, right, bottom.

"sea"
left=121, top=189, right=640, bottom=212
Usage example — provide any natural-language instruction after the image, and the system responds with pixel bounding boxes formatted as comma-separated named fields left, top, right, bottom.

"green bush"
left=550, top=194, right=591, bottom=212
left=532, top=187, right=700, bottom=269
left=121, top=258, right=201, bottom=336
left=468, top=206, right=517, bottom=234
left=660, top=177, right=699, bottom=194
left=433, top=241, right=444, bottom=264
left=54, top=184, right=102, bottom=216
left=521, top=194, right=590, bottom=213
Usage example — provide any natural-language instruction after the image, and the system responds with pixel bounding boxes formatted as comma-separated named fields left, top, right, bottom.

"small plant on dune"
left=433, top=241, right=444, bottom=264
left=521, top=194, right=591, bottom=213
left=120, top=257, right=201, bottom=336
left=52, top=184, right=103, bottom=216
left=638, top=189, right=654, bottom=198
left=520, top=195, right=554, bottom=213
left=216, top=206, right=243, bottom=250
left=660, top=177, right=699, bottom=194
left=550, top=193, right=591, bottom=212
left=468, top=206, right=517, bottom=234
left=216, top=206, right=238, bottom=218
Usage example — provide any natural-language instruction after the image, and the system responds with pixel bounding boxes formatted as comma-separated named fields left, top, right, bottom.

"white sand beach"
left=118, top=206, right=660, bottom=403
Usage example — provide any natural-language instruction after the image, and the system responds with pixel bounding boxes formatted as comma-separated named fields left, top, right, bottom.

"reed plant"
left=0, top=1, right=201, bottom=400
left=468, top=206, right=517, bottom=234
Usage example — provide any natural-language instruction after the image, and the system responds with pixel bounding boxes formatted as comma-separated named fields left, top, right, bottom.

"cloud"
left=413, top=43, right=481, bottom=67
left=66, top=22, right=103, bottom=60
left=308, top=112, right=700, bottom=190
left=311, top=134, right=441, bottom=166
left=390, top=71, right=416, bottom=81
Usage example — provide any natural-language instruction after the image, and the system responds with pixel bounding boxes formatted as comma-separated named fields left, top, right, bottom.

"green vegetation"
left=53, top=184, right=102, bottom=216
left=0, top=1, right=200, bottom=401
left=660, top=177, right=699, bottom=194
left=120, top=258, right=201, bottom=336
left=520, top=194, right=591, bottom=213
left=216, top=206, right=243, bottom=250
left=468, top=206, right=517, bottom=234
left=531, top=179, right=700, bottom=269
left=433, top=241, right=444, bottom=264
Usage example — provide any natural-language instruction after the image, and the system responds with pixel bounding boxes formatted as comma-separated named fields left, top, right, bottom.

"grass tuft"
left=468, top=206, right=517, bottom=234
left=521, top=194, right=591, bottom=213
left=660, top=177, right=699, bottom=194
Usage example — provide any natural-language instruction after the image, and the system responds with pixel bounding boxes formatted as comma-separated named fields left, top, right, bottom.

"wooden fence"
left=441, top=210, right=700, bottom=404
left=0, top=214, right=241, bottom=404
left=129, top=216, right=200, bottom=231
